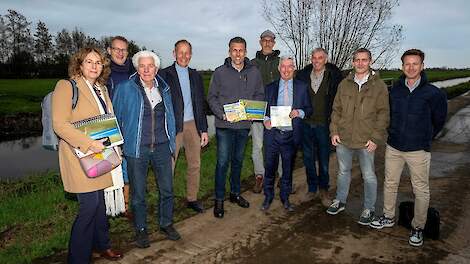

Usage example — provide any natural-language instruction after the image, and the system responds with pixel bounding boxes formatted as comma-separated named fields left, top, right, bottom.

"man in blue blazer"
left=261, top=56, right=313, bottom=211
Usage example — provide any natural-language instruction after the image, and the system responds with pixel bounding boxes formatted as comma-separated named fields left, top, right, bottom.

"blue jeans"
left=335, top=144, right=377, bottom=211
left=68, top=190, right=110, bottom=264
left=126, top=142, right=174, bottom=230
left=302, top=123, right=331, bottom=192
left=214, top=128, right=250, bottom=200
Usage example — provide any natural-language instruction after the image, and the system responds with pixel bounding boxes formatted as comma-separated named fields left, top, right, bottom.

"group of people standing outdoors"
left=51, top=29, right=447, bottom=263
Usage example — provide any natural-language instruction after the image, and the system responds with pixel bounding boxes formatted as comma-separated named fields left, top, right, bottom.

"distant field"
left=379, top=69, right=470, bottom=82
left=1, top=69, right=469, bottom=115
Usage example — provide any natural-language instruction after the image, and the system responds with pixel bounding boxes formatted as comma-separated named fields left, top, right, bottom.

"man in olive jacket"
left=250, top=30, right=281, bottom=194
left=326, top=48, right=389, bottom=227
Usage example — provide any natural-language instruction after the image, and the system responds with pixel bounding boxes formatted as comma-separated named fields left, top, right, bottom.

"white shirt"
left=354, top=73, right=370, bottom=92
left=141, top=78, right=162, bottom=109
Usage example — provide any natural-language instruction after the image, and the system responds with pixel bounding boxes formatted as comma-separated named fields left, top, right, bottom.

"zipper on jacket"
left=151, top=103, right=155, bottom=150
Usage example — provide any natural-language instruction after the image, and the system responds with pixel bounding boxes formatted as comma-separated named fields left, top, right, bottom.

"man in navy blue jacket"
left=160, top=40, right=208, bottom=214
left=370, top=49, right=447, bottom=247
left=261, top=56, right=312, bottom=212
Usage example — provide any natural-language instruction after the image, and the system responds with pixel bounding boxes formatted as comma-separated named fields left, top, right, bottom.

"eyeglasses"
left=111, top=47, right=128, bottom=53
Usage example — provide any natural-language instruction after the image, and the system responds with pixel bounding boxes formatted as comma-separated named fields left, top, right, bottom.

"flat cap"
left=260, top=30, right=275, bottom=39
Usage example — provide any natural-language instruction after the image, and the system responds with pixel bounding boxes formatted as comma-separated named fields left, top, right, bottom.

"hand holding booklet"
left=73, top=113, right=124, bottom=158
left=223, top=99, right=267, bottom=122
left=270, top=106, right=292, bottom=128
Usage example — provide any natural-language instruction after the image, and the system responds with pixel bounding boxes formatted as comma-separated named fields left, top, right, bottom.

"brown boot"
left=253, top=174, right=263, bottom=193
left=319, top=189, right=331, bottom=208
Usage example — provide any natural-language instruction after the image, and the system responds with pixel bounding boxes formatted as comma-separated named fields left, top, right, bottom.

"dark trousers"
left=126, top=142, right=174, bottom=230
left=214, top=128, right=250, bottom=200
left=302, top=123, right=331, bottom=192
left=68, top=189, right=110, bottom=264
left=263, top=129, right=296, bottom=202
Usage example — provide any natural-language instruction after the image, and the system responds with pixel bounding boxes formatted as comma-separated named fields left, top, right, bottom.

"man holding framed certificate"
left=261, top=56, right=312, bottom=212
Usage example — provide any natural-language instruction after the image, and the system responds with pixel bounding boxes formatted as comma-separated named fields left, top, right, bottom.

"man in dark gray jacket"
left=207, top=36, right=264, bottom=218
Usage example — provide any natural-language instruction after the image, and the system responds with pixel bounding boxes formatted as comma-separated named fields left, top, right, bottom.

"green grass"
left=444, top=81, right=470, bottom=99
left=0, top=137, right=254, bottom=264
left=379, top=69, right=470, bottom=82
left=0, top=79, right=58, bottom=115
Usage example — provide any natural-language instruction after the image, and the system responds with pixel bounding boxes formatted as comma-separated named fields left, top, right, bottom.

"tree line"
left=0, top=9, right=142, bottom=78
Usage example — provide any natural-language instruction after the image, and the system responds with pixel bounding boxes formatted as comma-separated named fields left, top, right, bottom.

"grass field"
left=0, top=137, right=254, bottom=264
left=1, top=69, right=469, bottom=115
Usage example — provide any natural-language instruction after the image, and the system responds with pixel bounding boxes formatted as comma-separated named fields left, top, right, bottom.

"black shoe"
left=160, top=225, right=181, bottom=241
left=282, top=200, right=295, bottom=212
left=135, top=228, right=150, bottom=248
left=187, top=200, right=204, bottom=213
left=214, top=200, right=224, bottom=218
left=260, top=198, right=273, bottom=211
left=229, top=193, right=250, bottom=208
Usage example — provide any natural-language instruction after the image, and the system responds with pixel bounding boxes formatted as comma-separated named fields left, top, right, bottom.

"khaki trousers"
left=174, top=120, right=201, bottom=202
left=383, top=145, right=431, bottom=229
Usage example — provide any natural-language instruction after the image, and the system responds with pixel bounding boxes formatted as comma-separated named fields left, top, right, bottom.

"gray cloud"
left=1, top=0, right=469, bottom=69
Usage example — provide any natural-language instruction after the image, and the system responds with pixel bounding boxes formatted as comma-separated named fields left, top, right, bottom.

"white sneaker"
left=409, top=227, right=424, bottom=247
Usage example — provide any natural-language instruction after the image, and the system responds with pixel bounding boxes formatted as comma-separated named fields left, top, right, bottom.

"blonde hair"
left=68, top=47, right=110, bottom=86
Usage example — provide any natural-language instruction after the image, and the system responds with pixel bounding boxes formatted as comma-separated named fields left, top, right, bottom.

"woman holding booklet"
left=51, top=47, right=123, bottom=263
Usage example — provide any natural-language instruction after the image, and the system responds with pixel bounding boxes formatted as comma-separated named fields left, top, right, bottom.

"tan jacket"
left=330, top=70, right=390, bottom=149
left=52, top=77, right=114, bottom=193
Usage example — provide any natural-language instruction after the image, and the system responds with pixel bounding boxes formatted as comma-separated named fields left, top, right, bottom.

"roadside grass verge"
left=444, top=81, right=470, bottom=99
left=0, top=138, right=253, bottom=264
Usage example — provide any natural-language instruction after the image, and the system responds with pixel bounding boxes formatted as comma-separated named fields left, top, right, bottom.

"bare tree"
left=262, top=0, right=314, bottom=69
left=262, top=0, right=402, bottom=69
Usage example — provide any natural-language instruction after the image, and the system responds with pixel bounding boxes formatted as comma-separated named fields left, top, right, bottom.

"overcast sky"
left=1, top=0, right=469, bottom=70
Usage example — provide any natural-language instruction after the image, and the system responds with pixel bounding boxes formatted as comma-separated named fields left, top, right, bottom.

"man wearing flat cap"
left=250, top=29, right=281, bottom=194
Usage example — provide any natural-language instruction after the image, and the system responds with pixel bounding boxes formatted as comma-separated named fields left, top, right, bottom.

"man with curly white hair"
left=113, top=50, right=180, bottom=248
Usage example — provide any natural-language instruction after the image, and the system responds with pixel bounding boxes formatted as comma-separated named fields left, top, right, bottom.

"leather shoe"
left=282, top=200, right=295, bottom=212
left=187, top=200, right=204, bottom=213
left=214, top=200, right=224, bottom=218
left=229, top=193, right=250, bottom=208
left=135, top=228, right=150, bottom=248
left=160, top=225, right=181, bottom=241
left=100, top=249, right=123, bottom=261
left=260, top=198, right=273, bottom=211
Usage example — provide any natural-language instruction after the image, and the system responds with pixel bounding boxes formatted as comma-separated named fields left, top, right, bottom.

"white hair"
left=132, top=50, right=161, bottom=69
left=278, top=55, right=296, bottom=69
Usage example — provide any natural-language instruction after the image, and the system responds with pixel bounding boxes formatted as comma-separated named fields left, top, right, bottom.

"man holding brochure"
left=207, top=36, right=264, bottom=218
left=261, top=56, right=312, bottom=212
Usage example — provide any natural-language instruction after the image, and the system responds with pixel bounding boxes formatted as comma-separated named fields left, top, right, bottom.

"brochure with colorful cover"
left=72, top=113, right=124, bottom=157
left=223, top=101, right=247, bottom=122
left=239, top=99, right=267, bottom=121
left=270, top=106, right=292, bottom=128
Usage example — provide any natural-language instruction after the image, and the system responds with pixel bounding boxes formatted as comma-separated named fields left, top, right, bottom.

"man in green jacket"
left=250, top=30, right=280, bottom=193
left=326, top=48, right=389, bottom=226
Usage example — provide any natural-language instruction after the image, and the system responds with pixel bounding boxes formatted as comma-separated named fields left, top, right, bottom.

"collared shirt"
left=275, top=79, right=305, bottom=118
left=405, top=77, right=421, bottom=93
left=354, top=73, right=370, bottom=92
left=141, top=78, right=162, bottom=109
left=231, top=62, right=243, bottom=72
left=175, top=63, right=194, bottom=121
left=310, top=68, right=325, bottom=94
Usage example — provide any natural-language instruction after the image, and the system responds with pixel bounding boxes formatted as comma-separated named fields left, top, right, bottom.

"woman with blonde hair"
left=52, top=47, right=124, bottom=263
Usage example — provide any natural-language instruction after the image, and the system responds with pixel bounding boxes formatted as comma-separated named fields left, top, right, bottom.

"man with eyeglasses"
left=107, top=36, right=136, bottom=220
left=107, top=36, right=136, bottom=98
left=250, top=30, right=281, bottom=194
